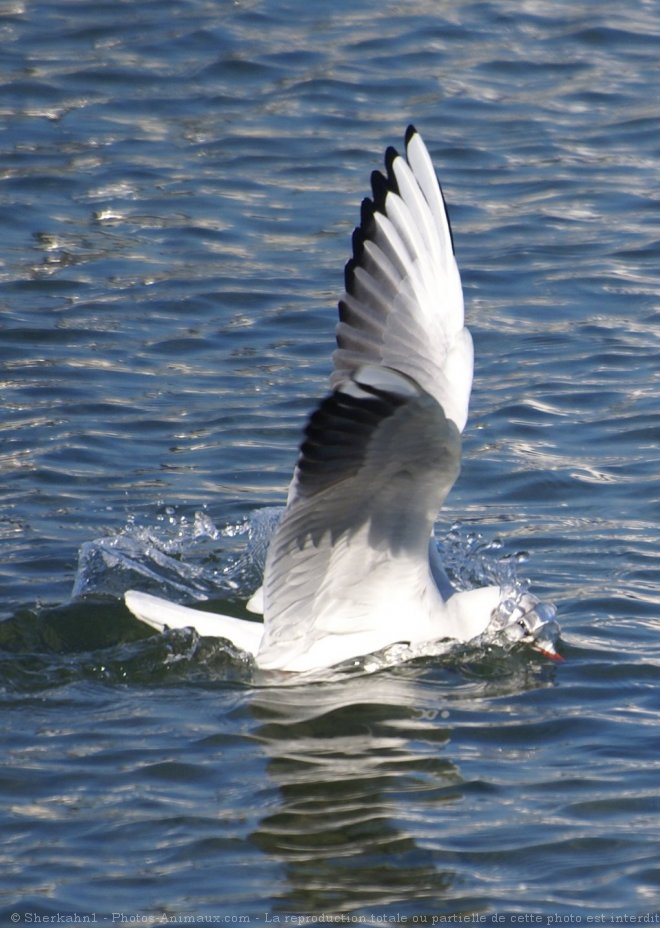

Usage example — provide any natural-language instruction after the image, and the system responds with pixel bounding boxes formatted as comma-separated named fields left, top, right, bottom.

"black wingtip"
left=351, top=226, right=366, bottom=262
left=384, top=145, right=398, bottom=168
left=438, top=179, right=456, bottom=255
left=343, top=226, right=367, bottom=292
left=384, top=146, right=400, bottom=195
left=343, top=256, right=357, bottom=292
left=370, top=169, right=389, bottom=213
left=359, top=196, right=375, bottom=230
left=405, top=124, right=417, bottom=145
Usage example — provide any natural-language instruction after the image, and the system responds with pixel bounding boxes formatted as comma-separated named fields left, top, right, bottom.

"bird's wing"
left=256, top=365, right=461, bottom=671
left=331, top=124, right=473, bottom=435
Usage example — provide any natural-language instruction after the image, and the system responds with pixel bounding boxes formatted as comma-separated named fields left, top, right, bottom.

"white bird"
left=125, top=126, right=559, bottom=673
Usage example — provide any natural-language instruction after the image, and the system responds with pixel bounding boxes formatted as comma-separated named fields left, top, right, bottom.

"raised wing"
left=256, top=366, right=461, bottom=671
left=332, top=125, right=473, bottom=433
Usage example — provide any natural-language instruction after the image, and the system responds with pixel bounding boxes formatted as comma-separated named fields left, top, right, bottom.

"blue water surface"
left=1, top=0, right=659, bottom=922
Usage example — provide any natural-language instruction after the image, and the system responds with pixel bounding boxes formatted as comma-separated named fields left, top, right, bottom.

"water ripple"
left=2, top=0, right=660, bottom=918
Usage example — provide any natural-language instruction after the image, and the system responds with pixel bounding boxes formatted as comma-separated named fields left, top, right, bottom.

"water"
left=1, top=0, right=660, bottom=920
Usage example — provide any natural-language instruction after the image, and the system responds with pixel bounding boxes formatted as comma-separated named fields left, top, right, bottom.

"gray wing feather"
left=257, top=366, right=461, bottom=667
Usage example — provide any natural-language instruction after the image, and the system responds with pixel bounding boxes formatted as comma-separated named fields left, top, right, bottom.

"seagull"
left=125, top=126, right=559, bottom=672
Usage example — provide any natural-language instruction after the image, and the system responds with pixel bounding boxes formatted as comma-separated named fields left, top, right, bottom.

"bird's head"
left=490, top=591, right=562, bottom=661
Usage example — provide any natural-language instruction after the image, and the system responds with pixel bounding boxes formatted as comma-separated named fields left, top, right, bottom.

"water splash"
left=71, top=505, right=282, bottom=603
left=438, top=522, right=530, bottom=596
left=73, top=507, right=237, bottom=601
left=437, top=523, right=559, bottom=658
left=71, top=510, right=559, bottom=678
left=73, top=510, right=541, bottom=616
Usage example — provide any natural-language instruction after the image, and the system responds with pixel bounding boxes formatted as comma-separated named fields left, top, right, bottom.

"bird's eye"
left=517, top=618, right=529, bottom=634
